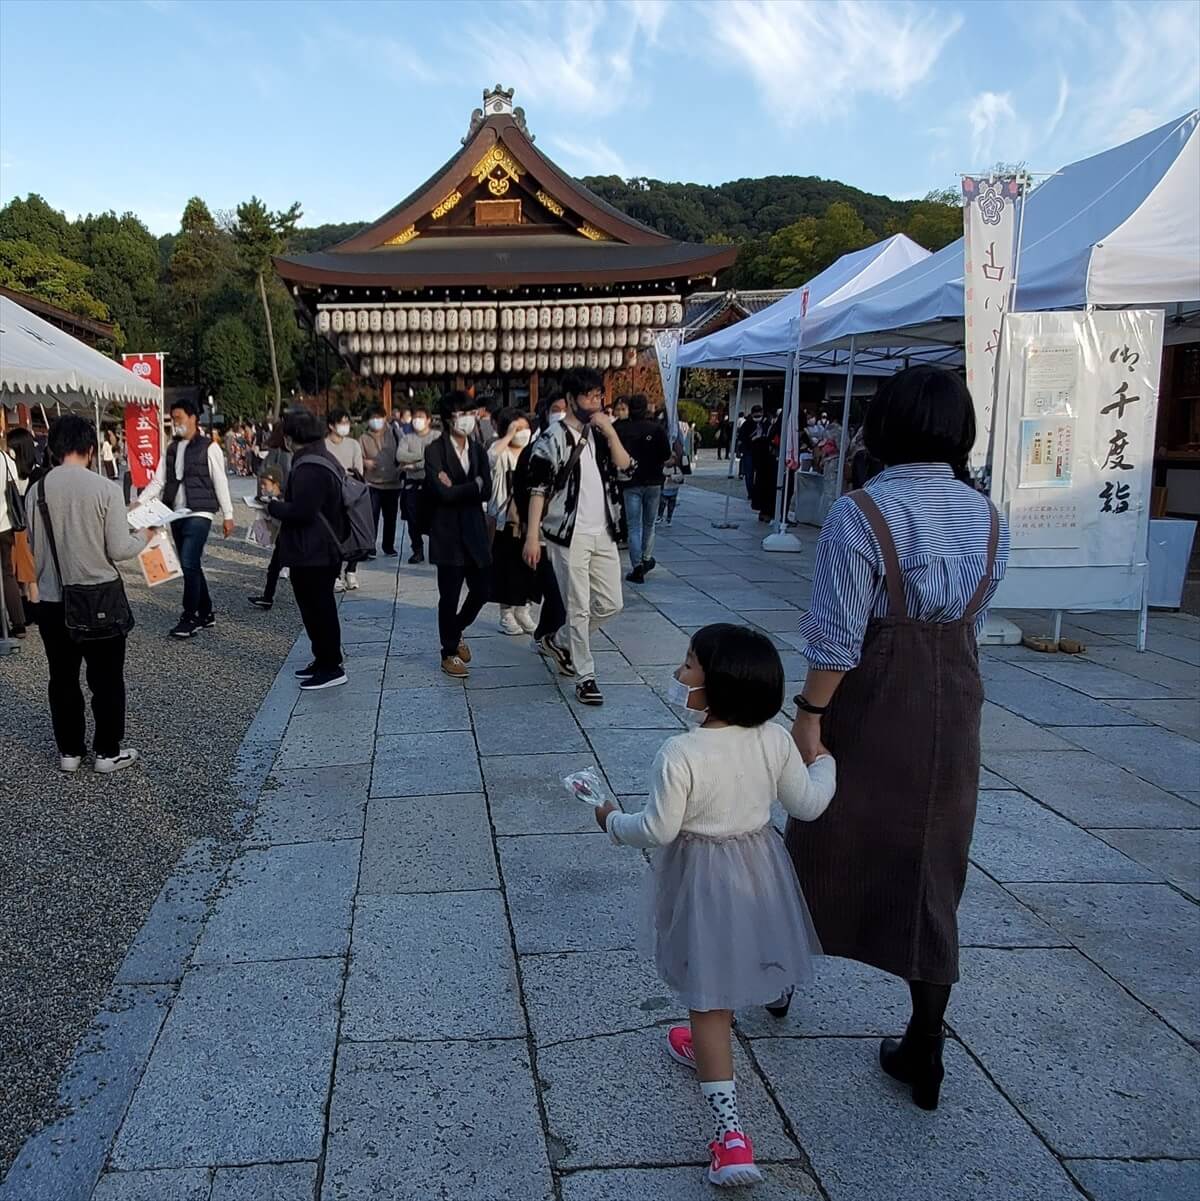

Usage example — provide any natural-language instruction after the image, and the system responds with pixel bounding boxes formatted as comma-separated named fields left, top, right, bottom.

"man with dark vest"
left=141, top=397, right=234, bottom=639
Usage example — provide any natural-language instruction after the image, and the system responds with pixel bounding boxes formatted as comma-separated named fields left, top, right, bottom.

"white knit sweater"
left=607, top=722, right=836, bottom=849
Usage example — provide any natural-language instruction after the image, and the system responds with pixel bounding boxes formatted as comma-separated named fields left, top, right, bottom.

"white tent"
left=0, top=295, right=159, bottom=407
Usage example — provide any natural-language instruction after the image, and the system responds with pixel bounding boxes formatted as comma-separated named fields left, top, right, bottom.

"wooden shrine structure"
left=275, top=86, right=736, bottom=407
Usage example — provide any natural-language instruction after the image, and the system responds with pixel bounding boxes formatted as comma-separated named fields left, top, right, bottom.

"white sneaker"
left=514, top=605, right=537, bottom=633
left=498, top=608, right=523, bottom=636
left=95, top=749, right=140, bottom=775
left=346, top=572, right=360, bottom=590
left=334, top=576, right=346, bottom=593
left=59, top=755, right=82, bottom=773
left=280, top=566, right=290, bottom=580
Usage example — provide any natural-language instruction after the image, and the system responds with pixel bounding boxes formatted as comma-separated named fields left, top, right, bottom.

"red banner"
left=124, top=403, right=161, bottom=489
left=120, top=352, right=163, bottom=391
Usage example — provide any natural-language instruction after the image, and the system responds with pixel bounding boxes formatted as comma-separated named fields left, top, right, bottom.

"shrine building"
left=274, top=86, right=736, bottom=408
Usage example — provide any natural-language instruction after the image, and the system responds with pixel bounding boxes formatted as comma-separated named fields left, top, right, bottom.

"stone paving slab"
left=470, top=683, right=588, bottom=754
left=753, top=1038, right=1083, bottom=1201
left=1004, top=654, right=1179, bottom=699
left=1095, top=827, right=1200, bottom=898
left=540, top=1028, right=795, bottom=1169
left=111, top=958, right=342, bottom=1170
left=360, top=793, right=498, bottom=893
left=322, top=1040, right=553, bottom=1201
left=1107, top=695, right=1200, bottom=738
left=499, top=833, right=645, bottom=954
left=1055, top=724, right=1200, bottom=792
left=564, top=682, right=682, bottom=730
left=981, top=750, right=1200, bottom=828
left=481, top=752, right=609, bottom=835
left=91, top=1168, right=211, bottom=1201
left=290, top=669, right=384, bottom=715
left=980, top=659, right=1148, bottom=726
left=211, top=1162, right=317, bottom=1200
left=342, top=891, right=523, bottom=1042
left=560, top=1164, right=821, bottom=1199
left=980, top=703, right=1076, bottom=751
left=250, top=764, right=369, bottom=846
left=376, top=685, right=470, bottom=734
left=1065, top=1157, right=1200, bottom=1201
left=1011, top=882, right=1200, bottom=1042
left=958, top=865, right=1065, bottom=947
left=971, top=791, right=1156, bottom=883
left=601, top=613, right=691, bottom=665
left=371, top=731, right=482, bottom=796
left=1079, top=644, right=1200, bottom=695
left=192, top=839, right=359, bottom=965
left=465, top=660, right=558, bottom=688
left=277, top=709, right=377, bottom=768
left=953, top=947, right=1200, bottom=1157
left=584, top=728, right=671, bottom=794
left=381, top=653, right=463, bottom=689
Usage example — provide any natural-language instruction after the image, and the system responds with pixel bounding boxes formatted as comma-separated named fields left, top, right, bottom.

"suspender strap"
left=34, top=478, right=67, bottom=590
left=850, top=490, right=908, bottom=619
left=964, top=502, right=1001, bottom=622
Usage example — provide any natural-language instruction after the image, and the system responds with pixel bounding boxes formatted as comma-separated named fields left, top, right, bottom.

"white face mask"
left=368, top=418, right=385, bottom=431
left=548, top=411, right=566, bottom=425
left=453, top=414, right=477, bottom=436
left=335, top=423, right=351, bottom=437
left=666, top=675, right=706, bottom=718
left=510, top=428, right=532, bottom=448
left=412, top=418, right=428, bottom=433
left=172, top=423, right=189, bottom=438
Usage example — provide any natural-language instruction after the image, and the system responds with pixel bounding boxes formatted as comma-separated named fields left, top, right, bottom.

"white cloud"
left=1045, top=73, right=1070, bottom=141
left=968, top=92, right=1018, bottom=162
left=705, top=0, right=963, bottom=124
left=549, top=135, right=630, bottom=177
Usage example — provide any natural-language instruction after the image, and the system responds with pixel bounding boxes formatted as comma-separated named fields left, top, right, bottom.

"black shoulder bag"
left=2, top=453, right=26, bottom=533
left=36, top=476, right=135, bottom=641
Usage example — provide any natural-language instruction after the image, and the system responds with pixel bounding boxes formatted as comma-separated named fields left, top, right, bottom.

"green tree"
left=201, top=314, right=258, bottom=418
left=77, top=211, right=160, bottom=350
left=888, top=188, right=962, bottom=252
left=233, top=196, right=302, bottom=418
left=168, top=198, right=233, bottom=385
left=0, top=238, right=111, bottom=324
left=0, top=193, right=83, bottom=259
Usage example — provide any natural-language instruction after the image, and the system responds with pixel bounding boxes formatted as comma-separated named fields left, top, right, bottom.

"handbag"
left=36, top=475, right=134, bottom=641
left=2, top=453, right=26, bottom=533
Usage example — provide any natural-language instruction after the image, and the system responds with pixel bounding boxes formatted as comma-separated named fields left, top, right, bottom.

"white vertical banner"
left=962, top=175, right=1021, bottom=472
left=654, top=328, right=683, bottom=442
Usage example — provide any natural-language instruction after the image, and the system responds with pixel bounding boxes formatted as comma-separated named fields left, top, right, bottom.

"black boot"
left=764, top=986, right=794, bottom=1018
left=879, top=1025, right=945, bottom=1111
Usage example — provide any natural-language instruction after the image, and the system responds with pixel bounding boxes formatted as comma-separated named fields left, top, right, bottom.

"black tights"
left=908, top=980, right=951, bottom=1037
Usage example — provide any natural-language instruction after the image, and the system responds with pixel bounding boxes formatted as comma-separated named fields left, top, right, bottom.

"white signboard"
left=654, top=328, right=683, bottom=442
left=962, top=175, right=1021, bottom=473
left=991, top=310, right=1164, bottom=612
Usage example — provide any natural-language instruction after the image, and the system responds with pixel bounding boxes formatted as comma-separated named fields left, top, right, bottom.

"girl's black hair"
left=6, top=427, right=39, bottom=479
left=863, top=365, right=976, bottom=484
left=689, top=623, right=784, bottom=728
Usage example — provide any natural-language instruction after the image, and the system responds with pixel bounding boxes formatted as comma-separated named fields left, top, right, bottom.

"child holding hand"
left=595, top=623, right=835, bottom=1188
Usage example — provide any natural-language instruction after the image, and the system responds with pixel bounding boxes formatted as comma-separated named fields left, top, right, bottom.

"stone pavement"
left=3, top=479, right=1198, bottom=1201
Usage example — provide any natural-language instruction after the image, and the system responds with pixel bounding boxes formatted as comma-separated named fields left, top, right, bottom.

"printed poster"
left=1018, top=417, right=1075, bottom=488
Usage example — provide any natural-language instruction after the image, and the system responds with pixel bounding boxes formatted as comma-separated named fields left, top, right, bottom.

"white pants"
left=548, top=531, right=623, bottom=682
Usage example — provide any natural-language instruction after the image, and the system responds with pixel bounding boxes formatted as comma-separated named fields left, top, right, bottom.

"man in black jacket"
left=614, top=392, right=672, bottom=583
left=265, top=409, right=346, bottom=691
left=425, top=391, right=492, bottom=677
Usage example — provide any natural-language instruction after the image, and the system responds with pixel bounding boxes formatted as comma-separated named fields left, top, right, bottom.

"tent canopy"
left=678, top=234, right=930, bottom=371
left=0, top=295, right=160, bottom=406
left=799, top=110, right=1200, bottom=354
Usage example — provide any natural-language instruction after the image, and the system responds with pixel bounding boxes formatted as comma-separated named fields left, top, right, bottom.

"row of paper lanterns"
left=357, top=348, right=641, bottom=377
left=338, top=327, right=654, bottom=356
left=317, top=299, right=683, bottom=336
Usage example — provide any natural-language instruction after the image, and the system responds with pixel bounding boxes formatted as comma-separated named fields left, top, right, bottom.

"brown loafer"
left=456, top=640, right=472, bottom=664
left=441, top=654, right=469, bottom=678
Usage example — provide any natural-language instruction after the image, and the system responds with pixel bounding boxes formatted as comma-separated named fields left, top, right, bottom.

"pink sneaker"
left=666, top=1025, right=695, bottom=1069
left=707, top=1130, right=763, bottom=1188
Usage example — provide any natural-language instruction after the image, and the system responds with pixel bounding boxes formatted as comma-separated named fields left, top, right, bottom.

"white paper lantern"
left=484, top=352, right=495, bottom=373
left=381, top=309, right=395, bottom=332
left=470, top=332, right=483, bottom=352
left=501, top=332, right=514, bottom=352
left=538, top=306, right=551, bottom=330
left=628, top=302, right=641, bottom=325
left=500, top=351, right=513, bottom=373
left=512, top=308, right=524, bottom=331
left=395, top=309, right=409, bottom=332
left=372, top=355, right=385, bottom=374
left=358, top=310, right=370, bottom=332
left=525, top=306, right=538, bottom=329
left=550, top=352, right=562, bottom=371
left=434, top=354, right=445, bottom=374
left=432, top=308, right=445, bottom=332
left=602, top=304, right=615, bottom=327
left=344, top=310, right=357, bottom=332
left=462, top=308, right=475, bottom=332
left=337, top=335, right=349, bottom=355
left=446, top=332, right=458, bottom=352
left=396, top=333, right=408, bottom=352
left=552, top=330, right=564, bottom=351
left=654, top=302, right=668, bottom=325
left=615, top=303, right=628, bottom=326
left=586, top=350, right=600, bottom=367
left=500, top=307, right=513, bottom=331
left=615, top=328, right=628, bottom=348
left=332, top=309, right=345, bottom=332
left=317, top=310, right=331, bottom=333
left=603, top=330, right=615, bottom=349
left=552, top=306, right=564, bottom=329
left=421, top=332, right=434, bottom=352
left=590, top=304, right=603, bottom=326
left=484, top=307, right=497, bottom=330
left=564, top=306, right=577, bottom=328
left=348, top=332, right=362, bottom=353
left=421, top=353, right=433, bottom=375
left=534, top=352, right=547, bottom=371
left=360, top=359, right=372, bottom=377
left=668, top=301, right=684, bottom=324
left=435, top=332, right=446, bottom=352
left=385, top=333, right=397, bottom=352
left=641, top=328, right=654, bottom=347
left=385, top=354, right=397, bottom=374
left=420, top=309, right=433, bottom=332
left=577, top=304, right=590, bottom=327
left=371, top=333, right=383, bottom=353
left=469, top=352, right=481, bottom=374
left=369, top=310, right=382, bottom=332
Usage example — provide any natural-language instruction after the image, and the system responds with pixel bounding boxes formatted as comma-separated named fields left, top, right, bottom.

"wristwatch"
left=793, top=694, right=828, bottom=716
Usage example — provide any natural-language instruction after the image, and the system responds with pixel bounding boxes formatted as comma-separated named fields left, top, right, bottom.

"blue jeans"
left=623, top=484, right=662, bottom=569
left=171, top=516, right=213, bottom=617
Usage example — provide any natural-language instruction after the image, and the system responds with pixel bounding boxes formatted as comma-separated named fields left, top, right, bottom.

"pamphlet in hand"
left=138, top=531, right=183, bottom=587
left=127, top=499, right=192, bottom=530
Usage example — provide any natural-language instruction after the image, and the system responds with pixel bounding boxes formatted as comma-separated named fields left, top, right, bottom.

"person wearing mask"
left=524, top=368, right=633, bottom=707
left=426, top=391, right=492, bottom=677
left=395, top=406, right=438, bottom=563
left=325, top=408, right=365, bottom=588
left=99, top=430, right=119, bottom=480
left=391, top=406, right=412, bottom=436
left=612, top=397, right=630, bottom=422
left=487, top=407, right=539, bottom=636
left=615, top=393, right=672, bottom=584
left=359, top=403, right=401, bottom=558
left=25, top=415, right=151, bottom=772
left=1, top=434, right=28, bottom=637
left=139, top=398, right=235, bottom=640
left=264, top=408, right=348, bottom=691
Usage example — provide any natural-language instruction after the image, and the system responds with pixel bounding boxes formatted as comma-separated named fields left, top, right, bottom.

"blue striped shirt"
left=800, top=463, right=1010, bottom=670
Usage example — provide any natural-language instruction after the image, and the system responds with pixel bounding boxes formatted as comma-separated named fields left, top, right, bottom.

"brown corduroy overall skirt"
left=785, top=491, right=999, bottom=985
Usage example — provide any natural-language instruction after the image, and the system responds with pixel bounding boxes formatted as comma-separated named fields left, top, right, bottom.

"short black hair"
left=328, top=408, right=350, bottom=427
left=562, top=367, right=603, bottom=400
left=439, top=389, right=474, bottom=424
left=282, top=407, right=325, bottom=446
left=689, top=623, right=784, bottom=728
left=365, top=403, right=385, bottom=419
left=412, top=405, right=429, bottom=419
left=48, top=414, right=96, bottom=460
left=864, top=365, right=975, bottom=483
left=5, top=427, right=38, bottom=478
left=495, top=407, right=530, bottom=438
left=627, top=393, right=649, bottom=419
left=170, top=397, right=199, bottom=419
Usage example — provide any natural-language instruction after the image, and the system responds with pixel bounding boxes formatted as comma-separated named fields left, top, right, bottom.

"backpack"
left=306, top=455, right=376, bottom=560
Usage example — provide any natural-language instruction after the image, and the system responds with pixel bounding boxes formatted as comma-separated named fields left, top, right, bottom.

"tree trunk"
left=257, top=270, right=283, bottom=419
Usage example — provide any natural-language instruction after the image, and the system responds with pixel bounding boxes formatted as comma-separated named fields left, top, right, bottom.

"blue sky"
left=1, top=0, right=1197, bottom=236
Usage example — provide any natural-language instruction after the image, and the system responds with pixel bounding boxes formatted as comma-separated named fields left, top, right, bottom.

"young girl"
left=595, top=623, right=835, bottom=1188
left=658, top=462, right=684, bottom=525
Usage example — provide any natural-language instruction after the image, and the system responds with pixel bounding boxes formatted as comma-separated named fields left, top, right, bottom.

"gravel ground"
left=0, top=481, right=303, bottom=1175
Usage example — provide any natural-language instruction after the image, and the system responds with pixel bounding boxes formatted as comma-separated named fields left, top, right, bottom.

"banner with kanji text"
left=123, top=403, right=161, bottom=488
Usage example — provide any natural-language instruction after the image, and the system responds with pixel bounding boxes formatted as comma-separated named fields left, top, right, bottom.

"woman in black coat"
left=426, top=390, right=492, bottom=676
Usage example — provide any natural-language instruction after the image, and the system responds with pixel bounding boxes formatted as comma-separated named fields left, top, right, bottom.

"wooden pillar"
left=529, top=370, right=539, bottom=415
left=381, top=378, right=393, bottom=412
left=603, top=372, right=614, bottom=409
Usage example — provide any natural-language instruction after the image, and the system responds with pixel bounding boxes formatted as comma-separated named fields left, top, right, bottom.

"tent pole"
left=773, top=350, right=796, bottom=533
left=94, top=398, right=103, bottom=472
left=834, top=336, right=857, bottom=500
left=713, top=359, right=744, bottom=530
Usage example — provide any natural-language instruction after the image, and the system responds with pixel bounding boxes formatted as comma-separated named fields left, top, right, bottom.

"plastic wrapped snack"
left=561, top=767, right=613, bottom=808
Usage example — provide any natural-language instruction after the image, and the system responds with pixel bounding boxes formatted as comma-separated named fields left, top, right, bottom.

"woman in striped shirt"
left=784, top=365, right=1009, bottom=1112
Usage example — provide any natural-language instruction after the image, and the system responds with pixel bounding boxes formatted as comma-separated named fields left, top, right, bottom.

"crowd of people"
left=2, top=366, right=1011, bottom=1189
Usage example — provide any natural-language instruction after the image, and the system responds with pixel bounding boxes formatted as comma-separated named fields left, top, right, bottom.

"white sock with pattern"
left=700, top=1079, right=741, bottom=1140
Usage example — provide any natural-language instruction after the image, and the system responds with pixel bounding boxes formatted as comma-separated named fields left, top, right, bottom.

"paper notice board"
left=990, top=310, right=1163, bottom=612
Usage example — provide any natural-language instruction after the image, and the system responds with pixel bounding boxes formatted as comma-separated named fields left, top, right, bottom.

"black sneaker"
left=625, top=565, right=646, bottom=584
left=170, top=615, right=200, bottom=640
left=407, top=551, right=425, bottom=564
left=294, top=661, right=320, bottom=678
left=299, top=668, right=348, bottom=691
left=536, top=635, right=576, bottom=677
left=382, top=548, right=398, bottom=557
left=364, top=551, right=377, bottom=561
left=248, top=595, right=273, bottom=610
left=643, top=558, right=657, bottom=575
left=197, top=612, right=216, bottom=630
left=575, top=678, right=604, bottom=706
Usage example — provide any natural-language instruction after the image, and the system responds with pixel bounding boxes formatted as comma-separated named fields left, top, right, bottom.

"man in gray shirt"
left=26, top=415, right=150, bottom=774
